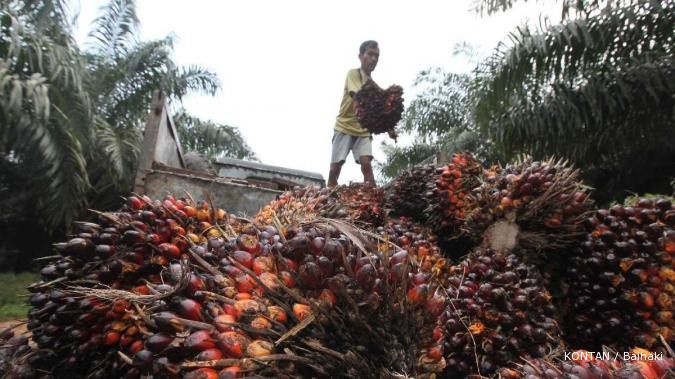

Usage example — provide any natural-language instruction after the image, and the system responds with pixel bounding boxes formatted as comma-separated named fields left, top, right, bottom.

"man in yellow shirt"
left=328, top=40, right=397, bottom=187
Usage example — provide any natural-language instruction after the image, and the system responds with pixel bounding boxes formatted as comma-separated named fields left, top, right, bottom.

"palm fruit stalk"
left=499, top=348, right=674, bottom=378
left=564, top=197, right=675, bottom=351
left=465, top=157, right=592, bottom=254
left=5, top=193, right=447, bottom=378
left=386, top=163, right=437, bottom=222
left=441, top=249, right=562, bottom=378
left=353, top=79, right=404, bottom=135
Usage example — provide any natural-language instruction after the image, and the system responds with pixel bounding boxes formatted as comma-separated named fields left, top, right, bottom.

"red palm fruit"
left=186, top=330, right=217, bottom=351
left=319, top=289, right=336, bottom=306
left=253, top=256, right=275, bottom=275
left=234, top=292, right=251, bottom=301
left=119, top=334, right=134, bottom=347
left=196, top=348, right=223, bottom=361
left=407, top=284, right=429, bottom=305
left=184, top=206, right=197, bottom=218
left=146, top=233, right=161, bottom=245
left=236, top=234, right=261, bottom=254
left=279, top=271, right=296, bottom=287
left=103, top=331, right=120, bottom=346
left=223, top=265, right=243, bottom=278
left=112, top=299, right=129, bottom=314
left=128, top=196, right=144, bottom=210
left=184, top=368, right=219, bottom=379
left=251, top=317, right=272, bottom=329
left=218, top=367, right=240, bottom=379
left=235, top=274, right=257, bottom=294
left=234, top=299, right=264, bottom=319
left=232, top=250, right=254, bottom=269
left=298, top=262, right=323, bottom=289
left=214, top=314, right=236, bottom=332
left=278, top=257, right=298, bottom=272
left=427, top=344, right=443, bottom=361
left=218, top=331, right=251, bottom=357
left=267, top=306, right=287, bottom=323
left=187, top=274, right=205, bottom=296
left=356, top=263, right=376, bottom=289
left=247, top=340, right=274, bottom=357
left=293, top=303, right=312, bottom=321
left=128, top=339, right=144, bottom=354
left=390, top=250, right=408, bottom=266
left=95, top=244, right=115, bottom=257
left=197, top=209, right=210, bottom=222
left=223, top=304, right=237, bottom=317
left=158, top=243, right=181, bottom=259
left=175, top=298, right=204, bottom=321
left=132, top=285, right=150, bottom=295
left=432, top=326, right=443, bottom=341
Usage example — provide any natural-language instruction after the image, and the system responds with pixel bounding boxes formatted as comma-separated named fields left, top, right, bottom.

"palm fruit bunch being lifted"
left=7, top=192, right=449, bottom=378
left=353, top=79, right=404, bottom=134
left=499, top=348, right=674, bottom=379
left=564, top=197, right=675, bottom=351
left=255, top=183, right=385, bottom=229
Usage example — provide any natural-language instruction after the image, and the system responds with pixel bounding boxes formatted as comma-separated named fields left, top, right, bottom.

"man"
left=328, top=40, right=397, bottom=187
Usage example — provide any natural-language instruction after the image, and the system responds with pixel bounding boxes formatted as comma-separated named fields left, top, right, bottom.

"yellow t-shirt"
left=334, top=68, right=371, bottom=137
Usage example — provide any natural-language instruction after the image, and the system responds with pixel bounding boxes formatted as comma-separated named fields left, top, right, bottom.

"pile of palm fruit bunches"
left=0, top=153, right=673, bottom=378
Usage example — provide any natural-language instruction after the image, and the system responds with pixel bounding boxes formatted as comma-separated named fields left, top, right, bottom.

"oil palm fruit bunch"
left=386, top=163, right=437, bottom=222
left=564, top=197, right=675, bottom=351
left=8, top=193, right=447, bottom=378
left=255, top=184, right=385, bottom=229
left=442, top=249, right=562, bottom=378
left=499, top=348, right=674, bottom=379
left=255, top=186, right=336, bottom=227
left=424, top=152, right=484, bottom=237
left=465, top=157, right=592, bottom=253
left=21, top=194, right=238, bottom=378
left=353, top=79, right=404, bottom=134
left=375, top=217, right=453, bottom=286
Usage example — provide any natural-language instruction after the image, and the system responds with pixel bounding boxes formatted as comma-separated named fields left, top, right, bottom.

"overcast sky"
left=74, top=0, right=560, bottom=184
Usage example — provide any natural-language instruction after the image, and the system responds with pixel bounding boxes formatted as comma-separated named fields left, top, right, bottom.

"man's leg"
left=328, top=132, right=351, bottom=187
left=352, top=135, right=375, bottom=187
left=359, top=156, right=375, bottom=187
left=328, top=161, right=343, bottom=187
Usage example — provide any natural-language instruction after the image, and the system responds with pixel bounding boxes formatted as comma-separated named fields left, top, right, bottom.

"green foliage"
left=0, top=0, right=254, bottom=269
left=174, top=110, right=257, bottom=161
left=473, top=0, right=674, bottom=203
left=378, top=62, right=498, bottom=180
left=0, top=272, right=38, bottom=321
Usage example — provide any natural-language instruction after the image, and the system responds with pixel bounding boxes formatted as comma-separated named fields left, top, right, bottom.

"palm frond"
left=166, top=65, right=220, bottom=99
left=174, top=110, right=256, bottom=161
left=87, top=0, right=139, bottom=58
left=474, top=0, right=673, bottom=116
left=489, top=56, right=674, bottom=161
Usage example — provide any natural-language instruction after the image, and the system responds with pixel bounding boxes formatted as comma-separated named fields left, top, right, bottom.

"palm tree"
left=0, top=0, right=254, bottom=269
left=472, top=0, right=674, bottom=202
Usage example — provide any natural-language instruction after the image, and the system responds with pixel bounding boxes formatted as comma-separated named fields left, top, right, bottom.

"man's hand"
left=387, top=129, right=398, bottom=142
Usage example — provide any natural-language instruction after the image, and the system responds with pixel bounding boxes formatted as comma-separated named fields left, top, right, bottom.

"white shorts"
left=331, top=131, right=373, bottom=164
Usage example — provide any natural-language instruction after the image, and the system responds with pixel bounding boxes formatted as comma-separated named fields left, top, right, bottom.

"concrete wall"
left=145, top=170, right=281, bottom=216
left=215, top=158, right=325, bottom=188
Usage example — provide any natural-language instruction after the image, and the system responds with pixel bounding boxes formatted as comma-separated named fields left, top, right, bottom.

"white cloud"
left=74, top=0, right=561, bottom=184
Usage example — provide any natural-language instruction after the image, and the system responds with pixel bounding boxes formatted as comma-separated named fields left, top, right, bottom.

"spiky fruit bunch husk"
left=442, top=249, right=562, bottom=378
left=466, top=157, right=592, bottom=253
left=499, top=348, right=674, bottom=379
left=375, top=217, right=453, bottom=286
left=386, top=164, right=437, bottom=222
left=11, top=193, right=447, bottom=378
left=255, top=184, right=385, bottom=229
left=564, top=197, right=675, bottom=351
left=353, top=79, right=404, bottom=134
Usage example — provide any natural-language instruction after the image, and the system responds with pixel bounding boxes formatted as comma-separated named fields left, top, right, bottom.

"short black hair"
left=359, top=40, right=378, bottom=55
